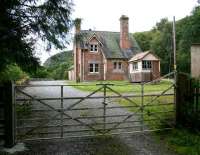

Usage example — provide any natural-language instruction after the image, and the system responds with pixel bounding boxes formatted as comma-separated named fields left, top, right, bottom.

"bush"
left=31, top=67, right=50, bottom=78
left=0, top=63, right=28, bottom=82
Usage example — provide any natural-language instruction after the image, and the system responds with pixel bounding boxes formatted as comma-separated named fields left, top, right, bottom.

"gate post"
left=3, top=81, right=15, bottom=148
left=176, top=73, right=193, bottom=126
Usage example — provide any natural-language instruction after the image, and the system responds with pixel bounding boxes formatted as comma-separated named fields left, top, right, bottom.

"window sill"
left=89, top=51, right=98, bottom=53
left=113, top=70, right=124, bottom=73
left=88, top=72, right=99, bottom=75
left=141, top=70, right=152, bottom=72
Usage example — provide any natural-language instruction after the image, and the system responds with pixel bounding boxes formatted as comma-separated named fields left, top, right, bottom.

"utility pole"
left=173, top=16, right=176, bottom=72
left=172, top=16, right=178, bottom=125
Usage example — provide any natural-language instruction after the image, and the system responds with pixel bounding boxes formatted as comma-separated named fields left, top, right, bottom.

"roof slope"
left=129, top=51, right=160, bottom=62
left=75, top=30, right=142, bottom=59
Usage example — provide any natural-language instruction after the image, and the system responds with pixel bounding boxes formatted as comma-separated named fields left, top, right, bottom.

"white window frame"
left=113, top=61, right=122, bottom=70
left=90, top=44, right=98, bottom=52
left=89, top=63, right=99, bottom=73
left=132, top=62, right=138, bottom=71
left=142, top=60, right=152, bottom=70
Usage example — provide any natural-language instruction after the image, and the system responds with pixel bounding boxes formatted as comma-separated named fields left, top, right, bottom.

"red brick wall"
left=106, top=60, right=128, bottom=80
left=75, top=38, right=130, bottom=81
left=82, top=49, right=104, bottom=81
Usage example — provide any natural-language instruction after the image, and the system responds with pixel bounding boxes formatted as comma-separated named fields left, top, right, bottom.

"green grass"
left=116, top=95, right=175, bottom=129
left=68, top=80, right=173, bottom=94
left=157, top=129, right=200, bottom=155
left=117, top=94, right=200, bottom=155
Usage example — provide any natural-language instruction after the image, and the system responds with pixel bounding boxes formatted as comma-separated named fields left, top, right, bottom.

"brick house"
left=73, top=15, right=140, bottom=81
left=72, top=15, right=160, bottom=82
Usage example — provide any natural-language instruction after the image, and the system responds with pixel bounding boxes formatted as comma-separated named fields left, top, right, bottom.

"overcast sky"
left=38, top=0, right=198, bottom=64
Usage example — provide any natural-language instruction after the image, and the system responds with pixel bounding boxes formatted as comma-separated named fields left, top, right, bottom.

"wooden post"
left=176, top=73, right=193, bottom=126
left=3, top=81, right=15, bottom=148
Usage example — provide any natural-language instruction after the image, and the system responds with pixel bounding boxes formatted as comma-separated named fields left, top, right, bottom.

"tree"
left=134, top=31, right=153, bottom=51
left=0, top=0, right=73, bottom=73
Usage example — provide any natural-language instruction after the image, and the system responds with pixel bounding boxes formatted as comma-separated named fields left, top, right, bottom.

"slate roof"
left=75, top=30, right=142, bottom=59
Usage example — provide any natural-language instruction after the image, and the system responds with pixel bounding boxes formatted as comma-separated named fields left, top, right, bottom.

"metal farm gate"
left=14, top=72, right=175, bottom=142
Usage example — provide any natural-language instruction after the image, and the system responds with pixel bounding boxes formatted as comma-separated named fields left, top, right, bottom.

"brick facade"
left=72, top=15, right=159, bottom=82
left=106, top=60, right=128, bottom=80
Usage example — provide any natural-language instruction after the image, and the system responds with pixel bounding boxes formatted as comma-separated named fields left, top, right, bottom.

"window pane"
left=90, top=45, right=93, bottom=51
left=113, top=62, right=117, bottom=69
left=133, top=62, right=138, bottom=70
left=94, top=45, right=97, bottom=51
left=142, top=61, right=151, bottom=69
left=142, top=61, right=145, bottom=69
left=95, top=64, right=99, bottom=72
left=148, top=61, right=152, bottom=68
left=118, top=62, right=122, bottom=69
left=89, top=64, right=93, bottom=72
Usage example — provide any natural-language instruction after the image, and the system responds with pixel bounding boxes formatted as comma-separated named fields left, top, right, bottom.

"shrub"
left=0, top=63, right=28, bottom=82
left=31, top=67, right=50, bottom=78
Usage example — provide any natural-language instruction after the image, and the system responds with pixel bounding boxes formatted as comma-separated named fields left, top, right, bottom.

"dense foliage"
left=0, top=63, right=28, bottom=82
left=134, top=6, right=200, bottom=75
left=44, top=50, right=73, bottom=79
left=0, top=0, right=73, bottom=81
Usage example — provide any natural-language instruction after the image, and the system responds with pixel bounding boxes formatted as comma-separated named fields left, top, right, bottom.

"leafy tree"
left=0, top=0, right=73, bottom=74
left=0, top=63, right=28, bottom=82
left=134, top=31, right=153, bottom=51
left=44, top=50, right=73, bottom=79
left=133, top=6, right=200, bottom=75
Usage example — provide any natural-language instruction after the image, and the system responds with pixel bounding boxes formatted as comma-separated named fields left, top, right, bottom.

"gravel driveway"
left=12, top=80, right=177, bottom=155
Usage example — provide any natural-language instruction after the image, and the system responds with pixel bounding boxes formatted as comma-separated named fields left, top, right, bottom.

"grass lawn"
left=157, top=129, right=200, bottom=155
left=68, top=80, right=200, bottom=155
left=68, top=80, right=174, bottom=94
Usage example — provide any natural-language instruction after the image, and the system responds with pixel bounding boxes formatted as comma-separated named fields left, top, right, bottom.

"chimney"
left=74, top=18, right=82, bottom=33
left=120, top=15, right=130, bottom=49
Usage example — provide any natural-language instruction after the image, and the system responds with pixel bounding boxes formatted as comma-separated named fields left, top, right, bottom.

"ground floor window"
left=113, top=61, right=122, bottom=70
left=132, top=62, right=138, bottom=70
left=89, top=63, right=99, bottom=73
left=142, top=60, right=152, bottom=70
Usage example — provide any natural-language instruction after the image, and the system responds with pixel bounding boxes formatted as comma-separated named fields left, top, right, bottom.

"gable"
left=143, top=53, right=159, bottom=61
left=129, top=51, right=160, bottom=62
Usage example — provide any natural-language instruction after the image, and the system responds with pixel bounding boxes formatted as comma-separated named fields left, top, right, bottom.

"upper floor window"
left=89, top=63, right=99, bottom=73
left=132, top=62, right=138, bottom=70
left=90, top=44, right=98, bottom=52
left=113, top=62, right=122, bottom=70
left=142, top=60, right=152, bottom=70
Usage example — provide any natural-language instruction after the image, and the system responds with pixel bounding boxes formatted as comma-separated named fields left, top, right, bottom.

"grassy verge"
left=68, top=80, right=173, bottom=94
left=157, top=129, right=200, bottom=155
left=117, top=95, right=200, bottom=155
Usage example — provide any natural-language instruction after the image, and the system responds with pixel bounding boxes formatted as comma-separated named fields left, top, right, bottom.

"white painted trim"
left=87, top=33, right=103, bottom=46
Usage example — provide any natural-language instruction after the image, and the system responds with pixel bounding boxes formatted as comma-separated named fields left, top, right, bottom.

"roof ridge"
left=80, top=30, right=134, bottom=34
